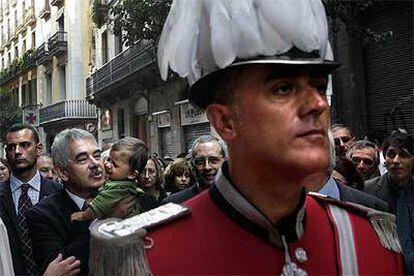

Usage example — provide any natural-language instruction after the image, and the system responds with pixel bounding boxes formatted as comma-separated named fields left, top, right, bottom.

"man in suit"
left=26, top=128, right=131, bottom=275
left=0, top=123, right=61, bottom=275
left=306, top=131, right=388, bottom=212
left=162, top=135, right=227, bottom=204
left=364, top=131, right=414, bottom=273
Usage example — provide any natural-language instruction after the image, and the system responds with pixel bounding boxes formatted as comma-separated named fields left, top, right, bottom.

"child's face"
left=104, top=150, right=134, bottom=181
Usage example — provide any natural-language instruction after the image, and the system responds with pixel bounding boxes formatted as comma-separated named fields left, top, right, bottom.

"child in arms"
left=71, top=137, right=154, bottom=221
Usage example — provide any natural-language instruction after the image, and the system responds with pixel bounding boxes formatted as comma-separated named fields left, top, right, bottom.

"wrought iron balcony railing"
left=86, top=42, right=154, bottom=98
left=35, top=42, right=52, bottom=65
left=39, top=100, right=98, bottom=126
left=48, top=31, right=67, bottom=57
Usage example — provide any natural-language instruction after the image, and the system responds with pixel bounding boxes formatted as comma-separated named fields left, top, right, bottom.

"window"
left=46, top=72, right=52, bottom=104
left=31, top=31, right=35, bottom=49
left=59, top=65, right=66, bottom=100
left=117, top=108, right=125, bottom=137
left=114, top=34, right=123, bottom=55
left=101, top=31, right=108, bottom=64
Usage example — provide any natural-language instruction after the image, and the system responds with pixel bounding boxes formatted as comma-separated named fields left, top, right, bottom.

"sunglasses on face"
left=385, top=149, right=412, bottom=159
left=193, top=157, right=222, bottom=166
left=334, top=136, right=352, bottom=146
left=351, top=156, right=374, bottom=166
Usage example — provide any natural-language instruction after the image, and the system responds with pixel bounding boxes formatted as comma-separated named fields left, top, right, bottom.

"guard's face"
left=6, top=129, right=41, bottom=174
left=350, top=147, right=377, bottom=180
left=385, top=146, right=413, bottom=185
left=208, top=65, right=330, bottom=176
left=58, top=138, right=105, bottom=195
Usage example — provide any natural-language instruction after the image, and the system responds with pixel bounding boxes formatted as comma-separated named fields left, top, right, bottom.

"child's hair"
left=111, top=137, right=149, bottom=174
left=164, top=158, right=196, bottom=192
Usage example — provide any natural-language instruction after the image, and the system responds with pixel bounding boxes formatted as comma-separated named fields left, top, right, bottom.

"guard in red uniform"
left=144, top=0, right=405, bottom=274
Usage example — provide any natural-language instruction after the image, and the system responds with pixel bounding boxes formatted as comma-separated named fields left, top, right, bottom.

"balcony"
left=39, top=100, right=98, bottom=126
left=39, top=0, right=51, bottom=20
left=20, top=50, right=37, bottom=72
left=48, top=31, right=67, bottom=57
left=35, top=42, right=52, bottom=65
left=24, top=7, right=36, bottom=27
left=17, top=17, right=27, bottom=35
left=86, top=42, right=155, bottom=100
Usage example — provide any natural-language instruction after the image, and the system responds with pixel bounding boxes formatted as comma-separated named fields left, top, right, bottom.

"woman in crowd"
left=0, top=158, right=11, bottom=182
left=140, top=155, right=167, bottom=206
left=164, top=158, right=196, bottom=194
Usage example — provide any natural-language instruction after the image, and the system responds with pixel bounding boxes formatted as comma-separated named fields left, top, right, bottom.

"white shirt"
left=65, top=189, right=87, bottom=211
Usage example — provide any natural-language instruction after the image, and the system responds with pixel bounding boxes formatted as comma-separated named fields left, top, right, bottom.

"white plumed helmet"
left=158, top=0, right=340, bottom=109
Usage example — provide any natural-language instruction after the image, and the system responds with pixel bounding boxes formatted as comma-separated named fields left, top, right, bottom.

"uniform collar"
left=210, top=162, right=306, bottom=248
left=10, top=171, right=41, bottom=193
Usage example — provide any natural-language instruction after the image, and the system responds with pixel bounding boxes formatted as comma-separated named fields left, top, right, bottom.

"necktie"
left=396, top=190, right=414, bottom=274
left=17, top=183, right=38, bottom=276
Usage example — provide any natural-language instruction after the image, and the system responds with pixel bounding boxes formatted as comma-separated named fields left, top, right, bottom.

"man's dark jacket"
left=162, top=183, right=203, bottom=205
left=0, top=177, right=61, bottom=275
left=26, top=189, right=92, bottom=275
left=338, top=182, right=389, bottom=212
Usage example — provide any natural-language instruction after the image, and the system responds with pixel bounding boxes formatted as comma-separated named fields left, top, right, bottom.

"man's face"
left=350, top=147, right=377, bottom=180
left=192, top=142, right=224, bottom=186
left=58, top=138, right=105, bottom=197
left=5, top=129, right=41, bottom=174
left=37, top=156, right=55, bottom=180
left=385, top=146, right=413, bottom=185
left=333, top=128, right=354, bottom=157
left=211, top=65, right=330, bottom=177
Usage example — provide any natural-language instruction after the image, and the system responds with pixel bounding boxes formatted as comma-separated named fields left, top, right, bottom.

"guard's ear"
left=206, top=104, right=237, bottom=141
left=54, top=166, right=69, bottom=182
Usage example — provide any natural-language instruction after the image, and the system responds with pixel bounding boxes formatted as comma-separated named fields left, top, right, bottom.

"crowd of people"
left=0, top=0, right=413, bottom=274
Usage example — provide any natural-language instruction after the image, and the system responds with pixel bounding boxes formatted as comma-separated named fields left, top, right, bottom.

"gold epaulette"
left=308, top=192, right=402, bottom=253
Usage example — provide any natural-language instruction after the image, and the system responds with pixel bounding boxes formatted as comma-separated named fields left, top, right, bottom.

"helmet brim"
left=189, top=57, right=341, bottom=110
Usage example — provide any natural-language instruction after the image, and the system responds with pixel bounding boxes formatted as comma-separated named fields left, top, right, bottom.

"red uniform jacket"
left=146, top=170, right=404, bottom=275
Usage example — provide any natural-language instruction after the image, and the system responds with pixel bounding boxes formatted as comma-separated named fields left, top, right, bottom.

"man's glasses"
left=5, top=141, right=34, bottom=152
left=334, top=136, right=352, bottom=146
left=351, top=156, right=374, bottom=166
left=385, top=149, right=412, bottom=159
left=193, top=157, right=222, bottom=166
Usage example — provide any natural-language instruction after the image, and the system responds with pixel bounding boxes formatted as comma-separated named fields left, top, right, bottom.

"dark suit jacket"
left=26, top=189, right=91, bottom=275
left=0, top=176, right=61, bottom=275
left=364, top=174, right=397, bottom=212
left=162, top=183, right=203, bottom=205
left=337, top=182, right=389, bottom=212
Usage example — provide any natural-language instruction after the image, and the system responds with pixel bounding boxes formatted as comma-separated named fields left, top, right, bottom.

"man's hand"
left=110, top=195, right=137, bottom=218
left=43, top=253, right=81, bottom=276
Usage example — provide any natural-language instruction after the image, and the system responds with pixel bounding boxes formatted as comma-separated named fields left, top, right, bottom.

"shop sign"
left=180, top=102, right=208, bottom=126
left=156, top=112, right=171, bottom=128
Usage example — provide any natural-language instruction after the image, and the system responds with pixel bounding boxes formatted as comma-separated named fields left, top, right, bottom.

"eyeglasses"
left=385, top=149, right=412, bottom=159
left=5, top=141, right=34, bottom=152
left=351, top=156, right=374, bottom=166
left=334, top=136, right=352, bottom=146
left=193, top=157, right=223, bottom=166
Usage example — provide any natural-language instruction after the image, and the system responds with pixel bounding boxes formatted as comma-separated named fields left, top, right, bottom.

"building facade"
left=86, top=0, right=214, bottom=157
left=0, top=0, right=97, bottom=151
